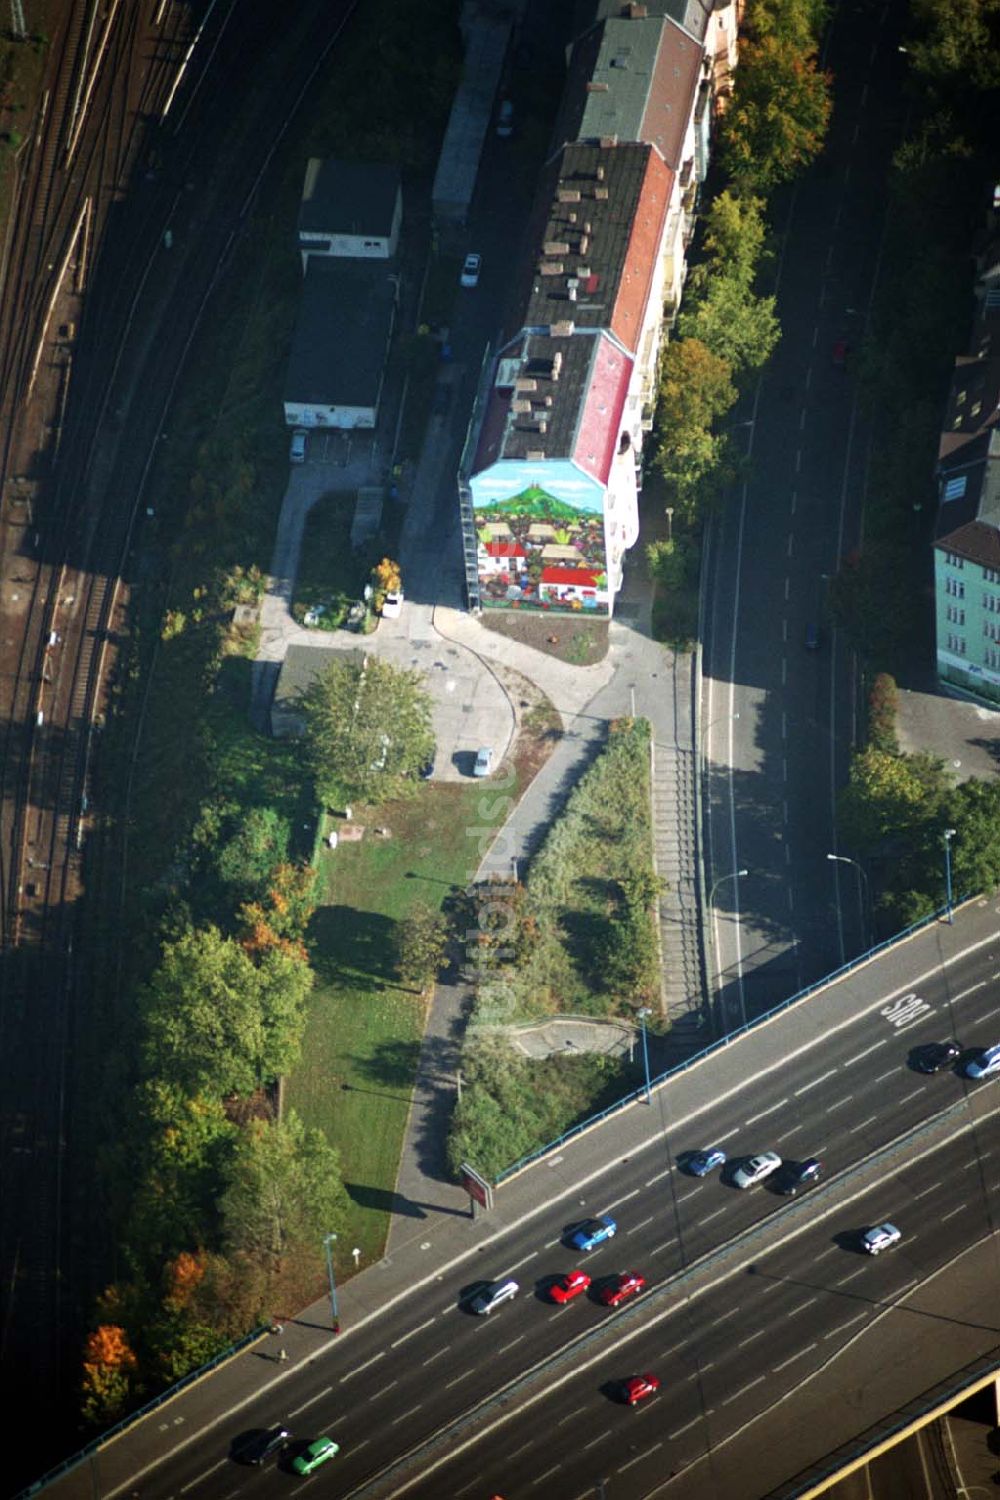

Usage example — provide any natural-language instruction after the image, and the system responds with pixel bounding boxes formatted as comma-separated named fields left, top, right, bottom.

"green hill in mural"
left=481, top=485, right=586, bottom=522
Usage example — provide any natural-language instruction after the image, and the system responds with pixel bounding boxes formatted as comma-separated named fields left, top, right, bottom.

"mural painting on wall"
left=474, top=484, right=609, bottom=615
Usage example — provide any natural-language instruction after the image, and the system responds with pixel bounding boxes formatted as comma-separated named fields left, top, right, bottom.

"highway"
left=73, top=906, right=1000, bottom=1500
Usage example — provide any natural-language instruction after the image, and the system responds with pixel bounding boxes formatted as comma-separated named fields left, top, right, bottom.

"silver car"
left=964, top=1044, right=1000, bottom=1080
left=860, top=1223, right=901, bottom=1255
left=732, top=1151, right=782, bottom=1189
left=470, top=1278, right=519, bottom=1315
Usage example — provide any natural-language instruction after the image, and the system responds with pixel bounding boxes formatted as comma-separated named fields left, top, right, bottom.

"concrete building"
left=283, top=257, right=398, bottom=431
left=297, top=158, right=402, bottom=269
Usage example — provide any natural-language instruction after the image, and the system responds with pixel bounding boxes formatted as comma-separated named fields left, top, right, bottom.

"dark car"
left=774, top=1157, right=822, bottom=1196
left=911, top=1040, right=961, bottom=1074
left=804, top=622, right=821, bottom=651
left=236, top=1425, right=290, bottom=1465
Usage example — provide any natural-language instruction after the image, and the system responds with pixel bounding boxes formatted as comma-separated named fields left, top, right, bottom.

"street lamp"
left=826, top=853, right=872, bottom=950
left=665, top=507, right=674, bottom=543
left=943, top=828, right=957, bottom=924
left=636, top=1007, right=653, bottom=1105
left=709, top=868, right=748, bottom=908
left=323, top=1232, right=339, bottom=1332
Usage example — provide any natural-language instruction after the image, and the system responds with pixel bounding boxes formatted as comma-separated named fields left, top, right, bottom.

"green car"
left=291, top=1437, right=340, bottom=1475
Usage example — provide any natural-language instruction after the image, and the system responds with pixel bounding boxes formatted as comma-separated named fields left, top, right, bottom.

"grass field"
left=285, top=778, right=514, bottom=1269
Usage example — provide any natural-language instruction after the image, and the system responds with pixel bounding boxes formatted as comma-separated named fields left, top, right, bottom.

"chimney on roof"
left=594, top=186, right=609, bottom=200
left=552, top=352, right=563, bottom=379
left=550, top=320, right=575, bottom=337
left=514, top=378, right=538, bottom=393
left=596, top=165, right=605, bottom=181
left=526, top=449, right=546, bottom=460
left=512, top=399, right=532, bottom=413
left=544, top=241, right=571, bottom=256
left=626, top=3, right=648, bottom=16
left=557, top=188, right=582, bottom=203
left=540, top=261, right=565, bottom=276
left=586, top=81, right=610, bottom=92
left=567, top=282, right=578, bottom=302
left=579, top=234, right=590, bottom=255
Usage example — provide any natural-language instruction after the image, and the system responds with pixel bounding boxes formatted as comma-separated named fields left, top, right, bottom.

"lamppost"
left=944, top=828, right=957, bottom=924
left=636, top=1007, right=653, bottom=1104
left=709, top=868, right=748, bottom=911
left=826, top=853, right=872, bottom=950
left=665, top=507, right=674, bottom=543
left=323, top=1232, right=339, bottom=1332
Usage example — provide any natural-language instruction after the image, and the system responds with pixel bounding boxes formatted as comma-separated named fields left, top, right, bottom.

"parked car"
left=568, top=1215, right=617, bottom=1251
left=470, top=1278, right=519, bottom=1315
left=460, top=252, right=482, bottom=288
left=911, top=1041, right=961, bottom=1074
left=600, top=1272, right=645, bottom=1308
left=832, top=338, right=849, bottom=366
left=473, top=746, right=494, bottom=778
left=687, top=1147, right=726, bottom=1177
left=289, top=429, right=307, bottom=464
left=236, top=1425, right=289, bottom=1465
left=773, top=1158, right=822, bottom=1196
left=381, top=589, right=403, bottom=619
left=549, top=1270, right=591, bottom=1304
left=621, top=1373, right=660, bottom=1407
left=964, top=1043, right=1000, bottom=1080
left=291, top=1437, right=339, bottom=1475
left=732, top=1152, right=782, bottom=1189
left=804, top=622, right=821, bottom=650
left=860, top=1223, right=901, bottom=1256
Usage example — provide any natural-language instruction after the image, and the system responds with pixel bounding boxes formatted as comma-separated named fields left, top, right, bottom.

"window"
left=943, top=477, right=967, bottom=502
left=947, top=605, right=965, bottom=625
left=947, top=633, right=967, bottom=656
left=987, top=647, right=1000, bottom=671
left=983, top=620, right=1000, bottom=641
left=944, top=551, right=965, bottom=568
left=946, top=577, right=966, bottom=598
left=986, top=568, right=1000, bottom=585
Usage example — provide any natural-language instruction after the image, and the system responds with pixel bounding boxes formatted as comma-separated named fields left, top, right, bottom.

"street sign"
left=459, top=1162, right=494, bottom=1211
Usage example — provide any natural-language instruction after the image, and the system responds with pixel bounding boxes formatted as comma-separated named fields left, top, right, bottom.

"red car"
left=623, top=1373, right=660, bottom=1407
left=549, top=1270, right=591, bottom=1304
left=599, top=1272, right=646, bottom=1308
left=832, top=337, right=849, bottom=366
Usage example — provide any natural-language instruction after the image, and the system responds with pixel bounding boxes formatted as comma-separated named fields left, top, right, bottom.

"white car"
left=460, top=252, right=482, bottom=288
left=860, top=1222, right=901, bottom=1256
left=473, top=746, right=494, bottom=778
left=964, top=1043, right=1000, bottom=1080
left=289, top=429, right=307, bottom=463
left=732, top=1151, right=782, bottom=1190
left=381, top=590, right=403, bottom=619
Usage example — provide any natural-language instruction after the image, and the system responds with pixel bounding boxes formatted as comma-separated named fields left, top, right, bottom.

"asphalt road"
left=703, top=0, right=911, bottom=1022
left=76, top=906, right=1000, bottom=1500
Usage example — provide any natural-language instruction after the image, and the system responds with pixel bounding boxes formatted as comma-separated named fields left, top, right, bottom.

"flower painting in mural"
left=474, top=485, right=609, bottom=615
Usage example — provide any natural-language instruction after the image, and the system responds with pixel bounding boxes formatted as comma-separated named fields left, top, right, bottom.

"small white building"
left=298, top=158, right=402, bottom=270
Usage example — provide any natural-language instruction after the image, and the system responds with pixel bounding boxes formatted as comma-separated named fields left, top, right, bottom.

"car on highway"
left=621, top=1373, right=660, bottom=1407
left=470, top=1278, right=519, bottom=1315
left=549, top=1270, right=591, bottom=1304
left=569, top=1215, right=617, bottom=1250
left=732, top=1152, right=782, bottom=1189
left=291, top=1437, right=339, bottom=1475
left=289, top=428, right=307, bottom=464
left=773, top=1157, right=822, bottom=1196
left=600, top=1272, right=646, bottom=1308
left=235, top=1425, right=290, bottom=1465
left=963, top=1043, right=1000, bottom=1080
left=804, top=622, right=821, bottom=650
left=687, top=1147, right=726, bottom=1177
left=911, top=1040, right=961, bottom=1074
left=473, top=746, right=494, bottom=777
left=460, top=252, right=482, bottom=288
left=832, top=337, right=849, bottom=366
left=860, top=1222, right=901, bottom=1256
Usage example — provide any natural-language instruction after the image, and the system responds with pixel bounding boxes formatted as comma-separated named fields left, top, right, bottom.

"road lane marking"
left=826, top=1095, right=853, bottom=1112
left=873, top=1067, right=899, bottom=1084
left=180, top=1462, right=227, bottom=1492
left=774, top=1342, right=818, bottom=1373
left=607, top=1187, right=642, bottom=1210
left=825, top=1310, right=869, bottom=1338
left=695, top=1206, right=728, bottom=1228
left=705, top=1308, right=739, bottom=1329
left=650, top=1240, right=674, bottom=1256
left=497, top=1335, right=525, bottom=1356
left=443, top=1371, right=467, bottom=1391
left=835, top=1267, right=868, bottom=1286
left=583, top=1430, right=612, bottom=1452
left=669, top=1417, right=702, bottom=1439
left=941, top=1205, right=966, bottom=1222
left=533, top=1466, right=562, bottom=1487
left=721, top=1375, right=766, bottom=1406
left=390, top=1404, right=423, bottom=1426
left=288, top=1385, right=334, bottom=1418
left=507, top=1440, right=534, bottom=1462
left=544, top=1237, right=561, bottom=1248
left=420, top=1346, right=449, bottom=1366
left=645, top=1169, right=671, bottom=1186
left=843, top=1039, right=887, bottom=1066
left=340, top=1351, right=385, bottom=1382
left=896, top=1087, right=925, bottom=1104
left=630, top=1214, right=656, bottom=1233
left=788, top=1298, right=818, bottom=1317
left=508, top=1250, right=538, bottom=1272
left=849, top=1115, right=878, bottom=1132
left=391, top=1319, right=435, bottom=1348
left=912, top=1180, right=943, bottom=1199
left=795, top=1069, right=838, bottom=1096
left=363, top=1379, right=398, bottom=1405
left=737, top=1329, right=766, bottom=1349
left=619, top=1442, right=663, bottom=1473
left=557, top=1406, right=587, bottom=1427
left=745, top=1099, right=788, bottom=1126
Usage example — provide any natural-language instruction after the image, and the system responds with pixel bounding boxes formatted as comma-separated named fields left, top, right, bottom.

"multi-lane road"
left=50, top=902, right=1000, bottom=1500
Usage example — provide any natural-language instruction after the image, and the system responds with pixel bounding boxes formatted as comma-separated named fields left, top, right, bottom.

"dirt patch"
left=481, top=610, right=609, bottom=666
left=490, top=663, right=564, bottom=785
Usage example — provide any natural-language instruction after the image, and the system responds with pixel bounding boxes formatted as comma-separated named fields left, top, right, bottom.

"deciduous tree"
left=299, top=656, right=435, bottom=806
left=395, top=902, right=450, bottom=992
left=721, top=32, right=832, bottom=192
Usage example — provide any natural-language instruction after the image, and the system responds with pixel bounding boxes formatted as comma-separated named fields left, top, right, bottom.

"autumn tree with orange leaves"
left=81, top=1324, right=139, bottom=1425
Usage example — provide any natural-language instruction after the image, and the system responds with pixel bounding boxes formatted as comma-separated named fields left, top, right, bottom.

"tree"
left=910, top=0, right=1000, bottom=91
left=653, top=338, right=737, bottom=514
left=370, top=556, right=402, bottom=611
left=698, top=190, right=770, bottom=287
left=838, top=746, right=951, bottom=859
left=240, top=860, right=319, bottom=961
left=215, top=808, right=291, bottom=899
left=677, top=275, right=780, bottom=374
left=141, top=925, right=309, bottom=1099
left=299, top=655, right=435, bottom=806
left=395, top=902, right=450, bottom=991
left=720, top=33, right=832, bottom=192
left=219, top=1111, right=348, bottom=1275
left=80, top=1325, right=139, bottom=1427
left=125, top=1081, right=235, bottom=1264
left=950, top=779, right=1000, bottom=900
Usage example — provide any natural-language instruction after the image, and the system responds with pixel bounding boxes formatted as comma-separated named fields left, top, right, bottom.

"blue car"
left=687, top=1148, right=726, bottom=1178
left=568, top=1215, right=617, bottom=1251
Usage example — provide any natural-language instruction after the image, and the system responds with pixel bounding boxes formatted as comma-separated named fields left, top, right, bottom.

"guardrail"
left=495, top=897, right=960, bottom=1185
left=14, top=1324, right=270, bottom=1500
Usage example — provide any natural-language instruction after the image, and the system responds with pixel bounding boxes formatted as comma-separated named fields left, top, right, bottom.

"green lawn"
left=285, top=779, right=514, bottom=1270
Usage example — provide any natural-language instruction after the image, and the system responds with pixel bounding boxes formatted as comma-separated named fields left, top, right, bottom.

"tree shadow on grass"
left=352, top=1037, right=422, bottom=1090
left=308, top=906, right=398, bottom=988
left=559, top=904, right=613, bottom=990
